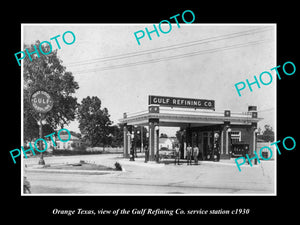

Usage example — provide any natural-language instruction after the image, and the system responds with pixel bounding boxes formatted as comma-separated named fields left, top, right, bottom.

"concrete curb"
left=200, top=160, right=260, bottom=168
left=25, top=168, right=123, bottom=175
left=117, top=160, right=165, bottom=168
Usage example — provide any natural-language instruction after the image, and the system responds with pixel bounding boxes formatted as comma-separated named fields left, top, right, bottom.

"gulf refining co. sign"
left=30, top=90, right=53, bottom=113
left=148, top=95, right=215, bottom=110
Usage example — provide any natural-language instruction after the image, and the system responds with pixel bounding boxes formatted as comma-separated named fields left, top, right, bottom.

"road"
left=23, top=154, right=275, bottom=195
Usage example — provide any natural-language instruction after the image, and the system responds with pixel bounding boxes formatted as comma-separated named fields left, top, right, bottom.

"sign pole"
left=38, top=113, right=45, bottom=165
left=30, top=89, right=53, bottom=165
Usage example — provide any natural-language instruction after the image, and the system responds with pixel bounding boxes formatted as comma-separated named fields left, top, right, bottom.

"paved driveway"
left=23, top=154, right=275, bottom=195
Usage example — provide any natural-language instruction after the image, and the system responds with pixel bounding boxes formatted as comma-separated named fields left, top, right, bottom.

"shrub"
left=114, top=162, right=122, bottom=171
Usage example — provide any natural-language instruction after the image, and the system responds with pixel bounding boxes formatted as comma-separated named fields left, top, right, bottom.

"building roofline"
left=119, top=109, right=262, bottom=126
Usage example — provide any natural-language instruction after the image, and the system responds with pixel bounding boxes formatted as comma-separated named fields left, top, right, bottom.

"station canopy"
left=119, top=95, right=262, bottom=127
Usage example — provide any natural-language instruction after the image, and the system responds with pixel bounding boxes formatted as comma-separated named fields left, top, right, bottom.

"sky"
left=22, top=23, right=276, bottom=136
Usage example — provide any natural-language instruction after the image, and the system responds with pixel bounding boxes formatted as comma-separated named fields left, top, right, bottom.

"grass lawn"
left=43, top=162, right=116, bottom=171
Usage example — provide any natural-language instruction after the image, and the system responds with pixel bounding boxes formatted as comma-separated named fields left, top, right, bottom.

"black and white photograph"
left=4, top=4, right=298, bottom=221
left=21, top=23, right=276, bottom=195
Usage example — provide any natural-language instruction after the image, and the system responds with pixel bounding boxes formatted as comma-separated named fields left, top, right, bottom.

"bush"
left=114, top=162, right=122, bottom=171
left=52, top=149, right=103, bottom=156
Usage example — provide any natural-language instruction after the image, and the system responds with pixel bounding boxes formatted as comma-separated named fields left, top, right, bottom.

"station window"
left=230, top=131, right=241, bottom=143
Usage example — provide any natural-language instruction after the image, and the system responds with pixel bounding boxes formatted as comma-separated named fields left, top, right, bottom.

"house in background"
left=55, top=134, right=84, bottom=150
left=24, top=132, right=85, bottom=156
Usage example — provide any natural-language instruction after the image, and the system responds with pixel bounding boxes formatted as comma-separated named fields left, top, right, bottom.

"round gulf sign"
left=30, top=90, right=53, bottom=113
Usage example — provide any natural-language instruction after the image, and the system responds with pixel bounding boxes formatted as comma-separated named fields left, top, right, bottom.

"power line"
left=73, top=39, right=270, bottom=73
left=66, top=27, right=272, bottom=67
left=72, top=38, right=272, bottom=74
left=65, top=27, right=273, bottom=67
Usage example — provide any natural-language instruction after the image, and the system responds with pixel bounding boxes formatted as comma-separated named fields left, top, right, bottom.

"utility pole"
left=30, top=89, right=53, bottom=165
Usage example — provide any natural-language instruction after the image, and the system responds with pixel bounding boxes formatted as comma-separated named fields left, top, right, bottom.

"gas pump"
left=213, top=132, right=220, bottom=162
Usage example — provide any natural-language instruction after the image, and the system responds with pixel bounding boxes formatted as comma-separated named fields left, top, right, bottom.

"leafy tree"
left=109, top=125, right=124, bottom=147
left=77, top=96, right=112, bottom=148
left=261, top=124, right=275, bottom=142
left=23, top=41, right=79, bottom=142
left=132, top=126, right=148, bottom=151
left=257, top=127, right=262, bottom=135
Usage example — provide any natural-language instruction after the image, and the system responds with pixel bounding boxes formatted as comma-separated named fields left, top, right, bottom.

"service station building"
left=119, top=95, right=262, bottom=161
